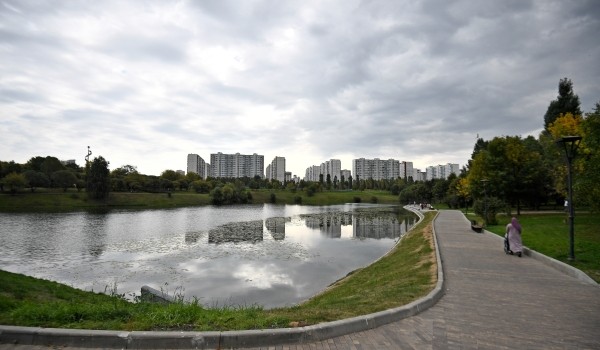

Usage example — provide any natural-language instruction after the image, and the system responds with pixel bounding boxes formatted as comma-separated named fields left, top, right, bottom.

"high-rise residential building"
left=266, top=156, right=286, bottom=183
left=400, top=161, right=414, bottom=181
left=341, top=169, right=352, bottom=181
left=304, top=159, right=342, bottom=182
left=352, top=158, right=400, bottom=180
left=187, top=154, right=207, bottom=177
left=304, top=165, right=322, bottom=182
left=210, top=152, right=264, bottom=178
left=425, top=163, right=460, bottom=180
left=444, top=163, right=460, bottom=178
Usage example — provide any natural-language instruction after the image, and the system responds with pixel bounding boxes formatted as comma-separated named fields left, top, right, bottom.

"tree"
left=23, top=170, right=50, bottom=192
left=544, top=77, right=582, bottom=131
left=40, top=156, right=64, bottom=179
left=577, top=102, right=600, bottom=211
left=467, top=136, right=547, bottom=214
left=52, top=170, right=78, bottom=192
left=161, top=169, right=182, bottom=182
left=86, top=156, right=110, bottom=199
left=2, top=172, right=26, bottom=194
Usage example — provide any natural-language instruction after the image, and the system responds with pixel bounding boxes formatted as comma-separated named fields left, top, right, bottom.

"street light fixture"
left=556, top=135, right=582, bottom=261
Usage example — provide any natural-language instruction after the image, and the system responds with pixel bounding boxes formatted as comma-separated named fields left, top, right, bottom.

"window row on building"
left=188, top=153, right=459, bottom=183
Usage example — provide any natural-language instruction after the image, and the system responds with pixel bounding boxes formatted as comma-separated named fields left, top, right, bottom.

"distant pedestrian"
left=506, top=217, right=523, bottom=257
left=564, top=199, right=569, bottom=212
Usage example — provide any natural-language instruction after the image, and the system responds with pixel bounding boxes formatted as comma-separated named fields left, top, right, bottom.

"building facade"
left=210, top=152, right=264, bottom=179
left=187, top=154, right=207, bottom=177
left=266, top=156, right=286, bottom=183
left=352, top=158, right=400, bottom=180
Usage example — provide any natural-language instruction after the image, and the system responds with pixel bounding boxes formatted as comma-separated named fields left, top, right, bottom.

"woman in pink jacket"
left=506, top=217, right=523, bottom=257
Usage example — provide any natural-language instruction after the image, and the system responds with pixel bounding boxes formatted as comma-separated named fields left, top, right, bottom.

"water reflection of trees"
left=208, top=220, right=264, bottom=244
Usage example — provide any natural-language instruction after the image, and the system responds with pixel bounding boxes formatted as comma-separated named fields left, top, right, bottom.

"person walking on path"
left=506, top=216, right=523, bottom=257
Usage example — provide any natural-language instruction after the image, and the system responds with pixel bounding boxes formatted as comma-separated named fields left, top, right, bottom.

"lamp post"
left=481, top=179, right=489, bottom=226
left=556, top=135, right=582, bottom=261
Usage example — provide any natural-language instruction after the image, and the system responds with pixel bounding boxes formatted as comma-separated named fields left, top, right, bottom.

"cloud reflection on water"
left=0, top=204, right=416, bottom=308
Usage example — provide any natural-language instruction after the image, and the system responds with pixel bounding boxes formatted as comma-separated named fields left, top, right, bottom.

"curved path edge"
left=461, top=213, right=597, bottom=286
left=0, top=206, right=445, bottom=349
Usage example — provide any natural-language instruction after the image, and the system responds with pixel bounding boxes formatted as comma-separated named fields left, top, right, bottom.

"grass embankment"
left=468, top=212, right=600, bottom=283
left=0, top=189, right=399, bottom=212
left=0, top=211, right=437, bottom=331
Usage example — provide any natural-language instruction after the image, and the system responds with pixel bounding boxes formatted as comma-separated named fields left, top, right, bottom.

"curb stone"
left=457, top=213, right=598, bottom=286
left=0, top=207, right=444, bottom=349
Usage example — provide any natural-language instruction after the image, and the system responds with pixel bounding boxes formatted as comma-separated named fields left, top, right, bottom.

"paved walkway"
left=1, top=210, right=599, bottom=349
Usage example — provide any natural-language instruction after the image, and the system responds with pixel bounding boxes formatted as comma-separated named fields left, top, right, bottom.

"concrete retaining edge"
left=457, top=213, right=598, bottom=286
left=0, top=207, right=445, bottom=349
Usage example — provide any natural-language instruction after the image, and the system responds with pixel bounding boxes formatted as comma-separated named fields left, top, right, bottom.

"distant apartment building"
left=266, top=156, right=286, bottom=183
left=425, top=163, right=460, bottom=180
left=341, top=169, right=352, bottom=181
left=176, top=170, right=185, bottom=176
left=187, top=154, right=207, bottom=177
left=304, top=165, right=322, bottom=182
left=400, top=161, right=414, bottom=181
left=210, top=152, right=264, bottom=179
left=304, top=159, right=342, bottom=182
left=352, top=158, right=400, bottom=181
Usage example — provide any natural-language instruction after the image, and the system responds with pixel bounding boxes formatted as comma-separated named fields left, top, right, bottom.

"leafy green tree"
left=86, top=156, right=110, bottom=199
left=3, top=172, right=27, bottom=194
left=544, top=77, right=582, bottom=131
left=467, top=136, right=547, bottom=214
left=52, top=170, right=78, bottom=191
left=40, top=156, right=64, bottom=179
left=161, top=169, right=182, bottom=182
left=210, top=186, right=224, bottom=205
left=577, top=102, right=600, bottom=211
left=22, top=170, right=50, bottom=192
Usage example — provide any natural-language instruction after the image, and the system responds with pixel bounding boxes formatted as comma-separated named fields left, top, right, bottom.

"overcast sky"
left=2, top=0, right=599, bottom=177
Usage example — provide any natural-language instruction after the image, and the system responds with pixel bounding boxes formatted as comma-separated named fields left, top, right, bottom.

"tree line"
left=2, top=78, right=598, bottom=213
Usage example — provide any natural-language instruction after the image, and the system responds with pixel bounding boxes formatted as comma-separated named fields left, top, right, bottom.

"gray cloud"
left=1, top=0, right=599, bottom=176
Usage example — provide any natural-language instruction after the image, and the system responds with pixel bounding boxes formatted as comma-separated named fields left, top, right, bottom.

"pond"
left=0, top=203, right=417, bottom=308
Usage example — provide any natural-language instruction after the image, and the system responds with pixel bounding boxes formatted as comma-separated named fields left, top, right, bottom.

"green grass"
left=468, top=211, right=600, bottom=283
left=0, top=189, right=399, bottom=212
left=0, top=211, right=437, bottom=331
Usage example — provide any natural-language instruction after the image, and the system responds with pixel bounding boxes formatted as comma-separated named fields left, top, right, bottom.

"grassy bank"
left=0, top=189, right=400, bottom=212
left=0, top=211, right=437, bottom=331
left=468, top=212, right=600, bottom=283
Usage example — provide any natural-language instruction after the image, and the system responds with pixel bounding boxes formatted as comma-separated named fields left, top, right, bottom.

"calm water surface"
left=0, top=203, right=416, bottom=308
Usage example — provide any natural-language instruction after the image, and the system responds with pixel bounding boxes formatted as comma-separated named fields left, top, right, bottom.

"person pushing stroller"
left=505, top=217, right=523, bottom=257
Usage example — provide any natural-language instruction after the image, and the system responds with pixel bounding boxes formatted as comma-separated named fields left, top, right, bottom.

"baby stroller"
left=504, top=233, right=511, bottom=254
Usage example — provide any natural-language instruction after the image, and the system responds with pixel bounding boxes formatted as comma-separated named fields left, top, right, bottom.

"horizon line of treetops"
left=2, top=78, right=599, bottom=215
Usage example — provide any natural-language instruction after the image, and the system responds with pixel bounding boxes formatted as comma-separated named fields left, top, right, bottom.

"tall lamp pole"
left=556, top=136, right=582, bottom=261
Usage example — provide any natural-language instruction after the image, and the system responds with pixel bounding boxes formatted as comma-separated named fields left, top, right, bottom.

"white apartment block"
left=210, top=152, right=264, bottom=179
left=304, top=165, right=322, bottom=182
left=400, top=161, right=414, bottom=180
left=352, top=158, right=400, bottom=181
left=266, top=156, right=286, bottom=183
left=341, top=169, right=351, bottom=181
left=304, top=159, right=342, bottom=182
left=425, top=163, right=460, bottom=180
left=187, top=154, right=207, bottom=178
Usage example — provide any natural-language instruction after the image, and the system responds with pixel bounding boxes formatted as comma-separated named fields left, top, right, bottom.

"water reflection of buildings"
left=303, top=212, right=353, bottom=238
left=302, top=212, right=415, bottom=239
left=265, top=217, right=287, bottom=240
left=354, top=215, right=401, bottom=239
